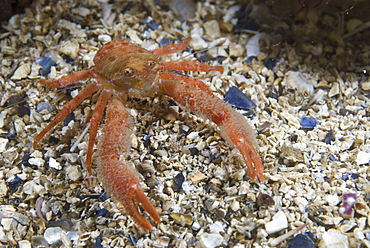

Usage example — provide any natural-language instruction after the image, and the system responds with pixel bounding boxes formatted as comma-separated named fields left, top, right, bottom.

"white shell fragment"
left=44, top=227, right=64, bottom=244
left=265, top=210, right=288, bottom=234
left=356, top=151, right=370, bottom=165
left=0, top=138, right=8, bottom=152
left=246, top=33, right=265, bottom=57
left=48, top=157, right=61, bottom=170
left=59, top=40, right=80, bottom=59
left=319, top=229, right=349, bottom=248
left=10, top=63, right=31, bottom=80
left=282, top=71, right=314, bottom=95
left=199, top=232, right=224, bottom=248
left=204, top=20, right=221, bottom=40
left=98, top=34, right=112, bottom=43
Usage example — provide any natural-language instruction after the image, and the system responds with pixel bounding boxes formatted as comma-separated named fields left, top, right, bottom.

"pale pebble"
left=199, top=232, right=224, bottom=248
left=265, top=210, right=288, bottom=234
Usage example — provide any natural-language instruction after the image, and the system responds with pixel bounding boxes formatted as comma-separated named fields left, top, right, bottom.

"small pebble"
left=7, top=175, right=23, bottom=193
left=323, top=130, right=334, bottom=144
left=319, top=229, right=349, bottom=247
left=159, top=37, right=172, bottom=47
left=263, top=58, right=279, bottom=69
left=300, top=116, right=318, bottom=130
left=244, top=56, right=258, bottom=65
left=191, top=171, right=207, bottom=184
left=173, top=173, right=185, bottom=192
left=209, top=221, right=224, bottom=234
left=246, top=33, right=265, bottom=57
left=256, top=193, right=275, bottom=207
left=224, top=86, right=256, bottom=110
left=36, top=57, right=57, bottom=76
left=265, top=210, right=288, bottom=234
left=98, top=192, right=109, bottom=202
left=199, top=232, right=224, bottom=248
left=147, top=20, right=159, bottom=30
left=187, top=131, right=199, bottom=140
left=235, top=17, right=260, bottom=32
left=63, top=112, right=75, bottom=126
left=97, top=34, right=112, bottom=43
left=188, top=147, right=199, bottom=156
left=356, top=151, right=370, bottom=165
left=47, top=219, right=73, bottom=230
left=31, top=236, right=49, bottom=248
left=95, top=235, right=104, bottom=248
left=11, top=63, right=31, bottom=80
left=96, top=208, right=109, bottom=217
left=287, top=232, right=315, bottom=248
left=339, top=193, right=356, bottom=218
left=44, top=227, right=63, bottom=244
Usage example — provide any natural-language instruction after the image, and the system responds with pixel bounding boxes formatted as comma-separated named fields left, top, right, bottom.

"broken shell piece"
left=283, top=71, right=314, bottom=95
left=319, top=229, right=349, bottom=248
left=356, top=151, right=370, bottom=166
left=224, top=86, right=256, bottom=110
left=246, top=33, right=263, bottom=57
left=11, top=63, right=31, bottom=80
left=191, top=171, right=207, bottom=184
left=59, top=40, right=80, bottom=59
left=265, top=210, right=288, bottom=234
left=199, top=232, right=224, bottom=248
left=36, top=57, right=57, bottom=76
left=300, top=116, right=318, bottom=130
left=339, top=193, right=357, bottom=218
left=354, top=201, right=370, bottom=217
left=170, top=213, right=193, bottom=226
left=204, top=20, right=221, bottom=40
left=44, top=227, right=64, bottom=245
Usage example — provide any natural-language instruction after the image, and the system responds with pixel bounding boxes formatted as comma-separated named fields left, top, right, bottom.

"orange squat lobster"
left=33, top=37, right=263, bottom=230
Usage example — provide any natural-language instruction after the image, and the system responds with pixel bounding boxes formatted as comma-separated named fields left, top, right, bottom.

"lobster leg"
left=33, top=84, right=100, bottom=149
left=160, top=79, right=263, bottom=182
left=159, top=71, right=214, bottom=95
left=152, top=37, right=191, bottom=57
left=160, top=61, right=224, bottom=73
left=39, top=70, right=98, bottom=88
left=96, top=96, right=160, bottom=230
left=85, top=89, right=111, bottom=175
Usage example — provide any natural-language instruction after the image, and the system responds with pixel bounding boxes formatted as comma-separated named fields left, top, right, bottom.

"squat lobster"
left=33, top=37, right=263, bottom=230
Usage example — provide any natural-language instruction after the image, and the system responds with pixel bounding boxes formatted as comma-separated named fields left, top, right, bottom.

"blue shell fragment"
left=159, top=37, right=172, bottom=47
left=224, top=86, right=256, bottom=110
left=7, top=175, right=24, bottom=193
left=36, top=57, right=57, bottom=76
left=300, top=116, right=318, bottom=130
left=342, top=173, right=359, bottom=181
left=98, top=192, right=109, bottom=202
left=147, top=20, right=159, bottom=30
left=96, top=208, right=109, bottom=217
left=244, top=56, right=258, bottom=65
left=288, top=232, right=315, bottom=248
left=263, top=58, right=279, bottom=69
left=173, top=172, right=185, bottom=192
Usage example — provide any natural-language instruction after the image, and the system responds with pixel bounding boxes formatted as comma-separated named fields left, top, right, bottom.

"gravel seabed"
left=0, top=0, right=369, bottom=247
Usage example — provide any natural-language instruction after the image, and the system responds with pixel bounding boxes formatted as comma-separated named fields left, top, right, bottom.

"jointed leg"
left=160, top=61, right=224, bottom=73
left=159, top=71, right=213, bottom=95
left=40, top=70, right=98, bottom=88
left=85, top=89, right=111, bottom=175
left=161, top=80, right=263, bottom=182
left=152, top=37, right=191, bottom=57
left=33, top=84, right=100, bottom=149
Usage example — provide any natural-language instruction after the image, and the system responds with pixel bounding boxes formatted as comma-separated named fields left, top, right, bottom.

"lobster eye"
left=123, top=68, right=134, bottom=77
left=147, top=60, right=156, bottom=67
